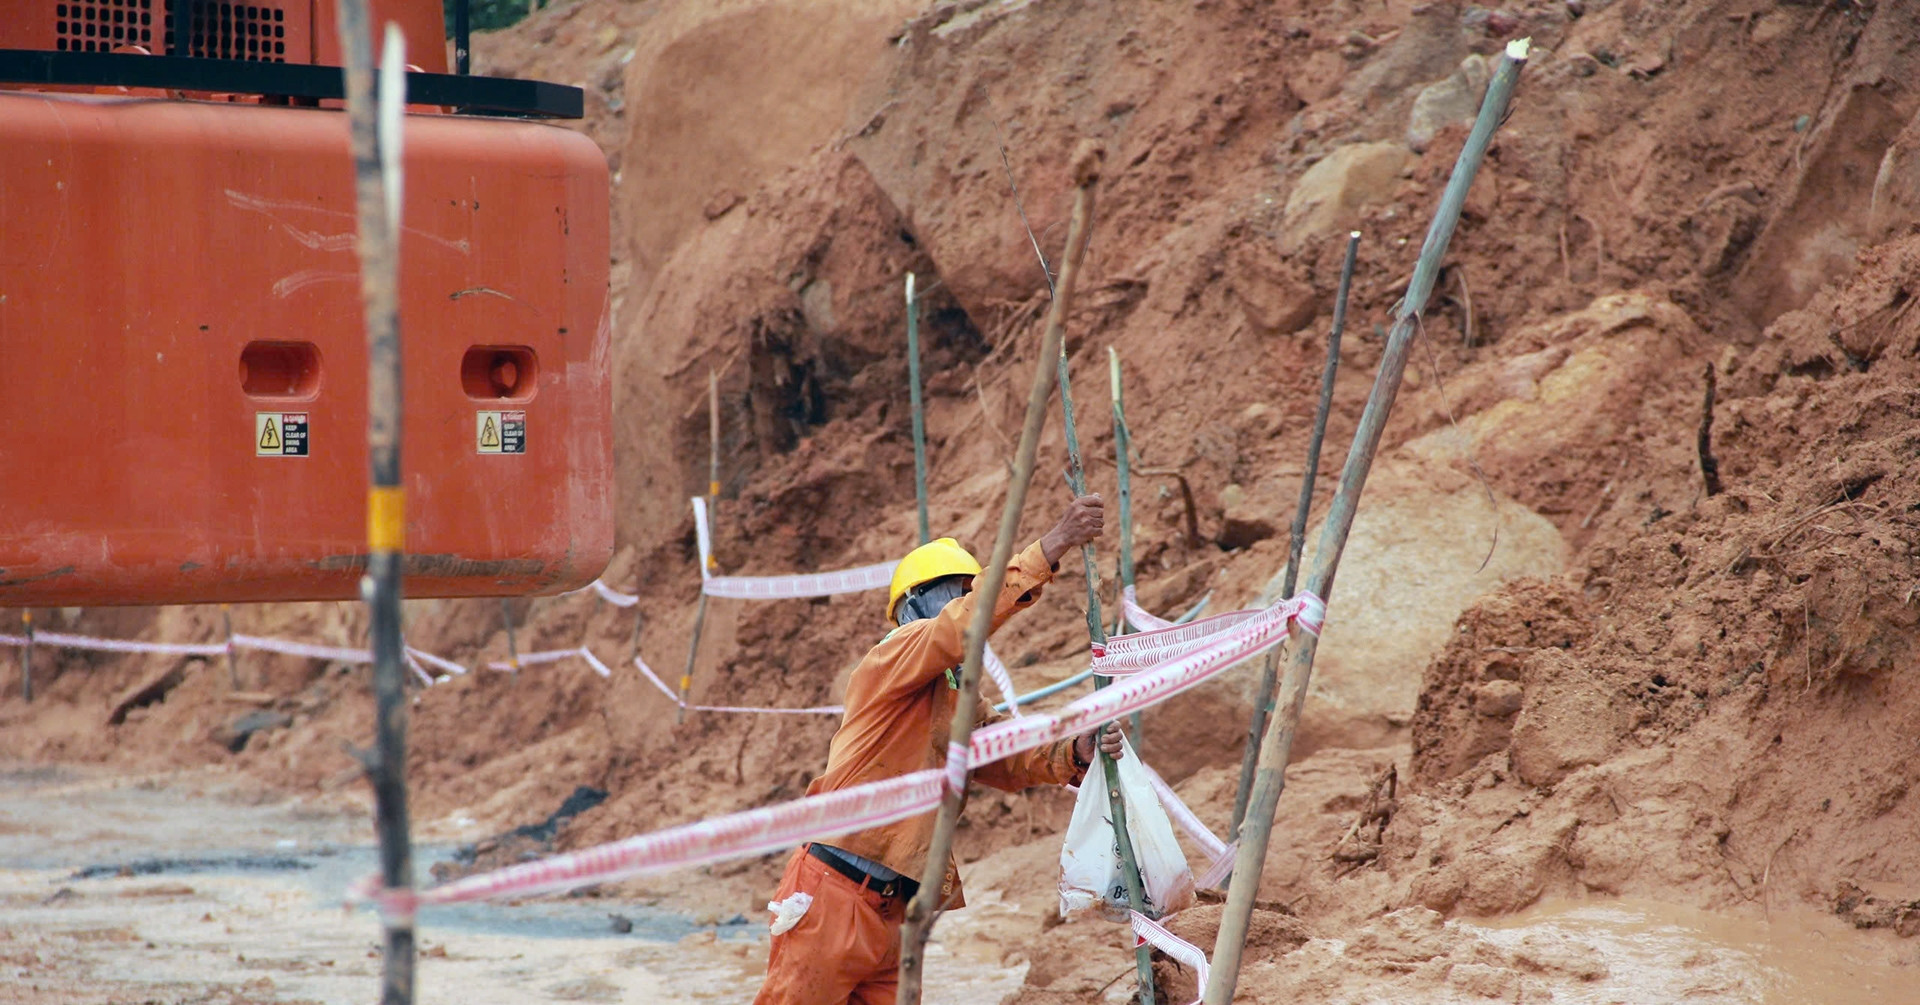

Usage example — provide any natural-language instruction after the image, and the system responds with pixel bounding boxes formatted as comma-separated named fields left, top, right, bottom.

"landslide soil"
left=6, top=0, right=1920, bottom=1001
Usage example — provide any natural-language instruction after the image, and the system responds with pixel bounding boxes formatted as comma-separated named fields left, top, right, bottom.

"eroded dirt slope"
left=5, top=0, right=1920, bottom=999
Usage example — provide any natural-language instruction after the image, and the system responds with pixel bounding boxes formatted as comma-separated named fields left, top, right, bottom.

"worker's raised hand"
left=1074, top=721, right=1126, bottom=767
left=1041, top=493, right=1104, bottom=566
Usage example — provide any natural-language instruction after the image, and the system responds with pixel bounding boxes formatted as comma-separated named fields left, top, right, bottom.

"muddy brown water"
left=0, top=765, right=1019, bottom=1004
left=1, top=765, right=1912, bottom=1003
left=1467, top=899, right=1918, bottom=1004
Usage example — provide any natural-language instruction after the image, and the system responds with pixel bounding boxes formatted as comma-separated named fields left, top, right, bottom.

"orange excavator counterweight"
left=0, top=0, right=614, bottom=607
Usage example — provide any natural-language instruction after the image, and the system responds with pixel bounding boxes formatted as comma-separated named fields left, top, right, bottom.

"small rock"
left=608, top=913, right=633, bottom=934
left=1474, top=679, right=1524, bottom=717
left=1239, top=403, right=1283, bottom=439
left=1408, top=55, right=1492, bottom=153
left=421, top=944, right=449, bottom=959
left=1281, top=142, right=1413, bottom=253
left=215, top=710, right=293, bottom=754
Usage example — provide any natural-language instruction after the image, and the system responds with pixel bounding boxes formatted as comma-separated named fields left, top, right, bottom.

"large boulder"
left=1250, top=463, right=1568, bottom=757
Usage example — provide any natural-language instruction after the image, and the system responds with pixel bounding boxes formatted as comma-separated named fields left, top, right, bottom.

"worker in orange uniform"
left=753, top=493, right=1124, bottom=1005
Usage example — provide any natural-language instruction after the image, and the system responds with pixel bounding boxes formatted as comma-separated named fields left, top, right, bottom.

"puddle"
left=1466, top=897, right=1920, bottom=1004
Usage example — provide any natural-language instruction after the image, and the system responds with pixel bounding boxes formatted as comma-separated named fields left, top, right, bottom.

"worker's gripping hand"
left=1073, top=722, right=1126, bottom=768
left=1041, top=494, right=1105, bottom=566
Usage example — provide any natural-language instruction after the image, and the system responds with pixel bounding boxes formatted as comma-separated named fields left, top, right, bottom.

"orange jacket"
left=806, top=539, right=1086, bottom=907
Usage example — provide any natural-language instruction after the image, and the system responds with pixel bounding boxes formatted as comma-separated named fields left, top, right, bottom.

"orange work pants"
left=752, top=846, right=909, bottom=1005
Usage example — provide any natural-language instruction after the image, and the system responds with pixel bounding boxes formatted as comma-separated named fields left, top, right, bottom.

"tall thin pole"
left=500, top=599, right=520, bottom=671
left=676, top=371, right=720, bottom=722
left=1205, top=40, right=1530, bottom=1005
left=336, top=7, right=418, bottom=1003
left=907, top=273, right=931, bottom=545
left=19, top=611, right=31, bottom=703
left=221, top=604, right=240, bottom=689
left=1109, top=348, right=1142, bottom=746
left=1228, top=231, right=1359, bottom=840
left=897, top=141, right=1104, bottom=1005
left=1059, top=322, right=1156, bottom=1005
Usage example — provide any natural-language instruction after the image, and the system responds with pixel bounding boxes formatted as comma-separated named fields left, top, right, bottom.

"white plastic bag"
left=767, top=891, right=813, bottom=936
left=1058, top=734, right=1195, bottom=921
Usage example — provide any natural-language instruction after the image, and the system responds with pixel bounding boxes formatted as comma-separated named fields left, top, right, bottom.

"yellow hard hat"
left=887, top=538, right=982, bottom=622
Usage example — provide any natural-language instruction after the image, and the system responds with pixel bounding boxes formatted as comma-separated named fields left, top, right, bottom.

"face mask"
left=898, top=575, right=970, bottom=625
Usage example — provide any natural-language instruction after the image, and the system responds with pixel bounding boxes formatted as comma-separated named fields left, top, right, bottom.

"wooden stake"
left=335, top=8, right=415, bottom=1002
left=1229, top=231, right=1359, bottom=841
left=1205, top=40, right=1531, bottom=1005
left=19, top=610, right=31, bottom=703
left=908, top=273, right=931, bottom=545
left=500, top=598, right=520, bottom=672
left=897, top=140, right=1104, bottom=1005
left=221, top=604, right=240, bottom=689
left=677, top=371, right=721, bottom=722
left=1698, top=363, right=1723, bottom=497
left=1057, top=277, right=1156, bottom=1005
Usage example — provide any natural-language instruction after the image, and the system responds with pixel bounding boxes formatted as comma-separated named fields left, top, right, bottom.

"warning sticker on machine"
left=256, top=412, right=309, bottom=457
left=476, top=410, right=526, bottom=454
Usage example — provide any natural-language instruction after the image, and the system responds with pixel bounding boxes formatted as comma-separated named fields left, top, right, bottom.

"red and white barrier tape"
left=558, top=578, right=641, bottom=608
left=1091, top=608, right=1272, bottom=677
left=1140, top=760, right=1237, bottom=888
left=406, top=646, right=469, bottom=677
left=1131, top=910, right=1209, bottom=1004
left=982, top=644, right=1022, bottom=717
left=632, top=653, right=845, bottom=716
left=485, top=646, right=613, bottom=678
left=355, top=592, right=1322, bottom=908
left=1120, top=585, right=1174, bottom=633
left=692, top=498, right=897, bottom=599
left=398, top=764, right=951, bottom=907
left=0, top=631, right=225, bottom=657
left=969, top=594, right=1322, bottom=766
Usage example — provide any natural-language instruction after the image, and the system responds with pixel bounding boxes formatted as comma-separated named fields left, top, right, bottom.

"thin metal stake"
left=1228, top=230, right=1359, bottom=842
left=908, top=272, right=931, bottom=545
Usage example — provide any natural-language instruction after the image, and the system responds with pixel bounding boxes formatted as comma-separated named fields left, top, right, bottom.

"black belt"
left=808, top=844, right=918, bottom=900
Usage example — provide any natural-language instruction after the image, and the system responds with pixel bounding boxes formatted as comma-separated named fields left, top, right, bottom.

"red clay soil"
left=5, top=0, right=1920, bottom=999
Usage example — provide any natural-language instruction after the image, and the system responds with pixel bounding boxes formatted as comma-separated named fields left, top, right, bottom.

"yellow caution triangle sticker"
left=479, top=415, right=501, bottom=449
left=258, top=416, right=281, bottom=451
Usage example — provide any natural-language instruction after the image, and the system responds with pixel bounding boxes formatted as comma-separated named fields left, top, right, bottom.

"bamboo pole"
left=1228, top=231, right=1359, bottom=840
left=335, top=8, right=416, bottom=1002
left=1204, top=40, right=1530, bottom=1004
left=1058, top=309, right=1156, bottom=1005
left=676, top=370, right=721, bottom=722
left=908, top=273, right=931, bottom=545
left=1109, top=349, right=1143, bottom=746
left=897, top=141, right=1104, bottom=1005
